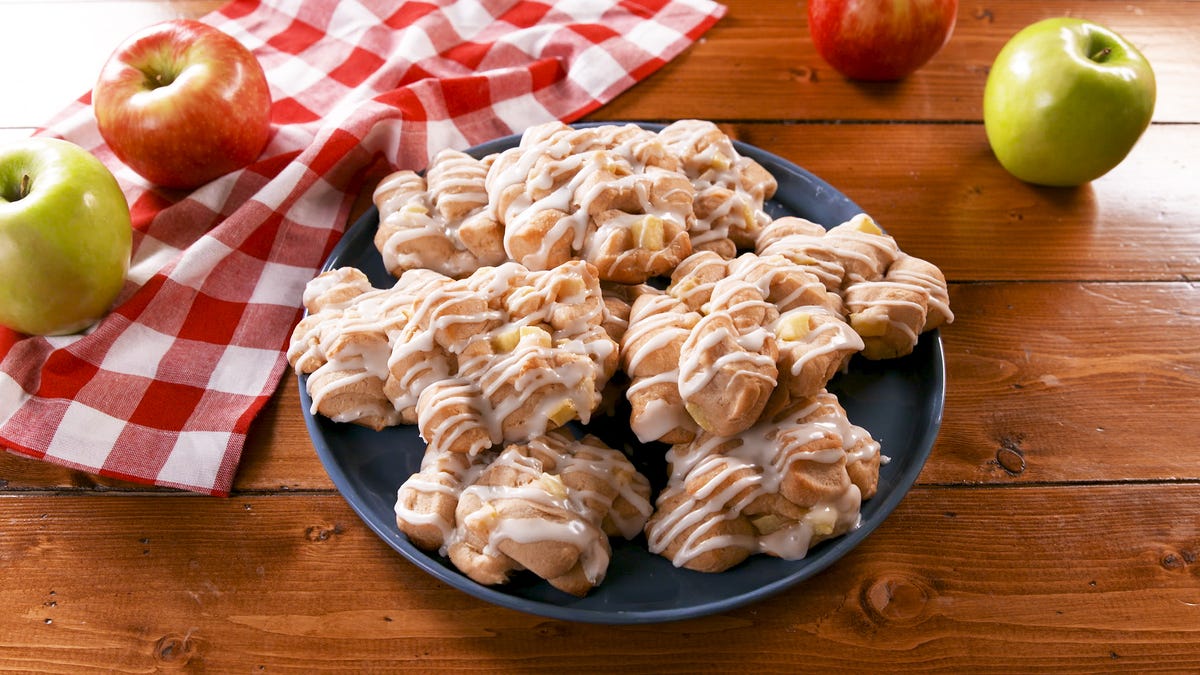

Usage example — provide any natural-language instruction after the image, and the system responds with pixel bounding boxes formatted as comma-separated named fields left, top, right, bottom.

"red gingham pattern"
left=0, top=0, right=726, bottom=496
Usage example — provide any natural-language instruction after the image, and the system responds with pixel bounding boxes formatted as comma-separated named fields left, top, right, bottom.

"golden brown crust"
left=658, top=119, right=777, bottom=250
left=645, top=391, right=880, bottom=573
left=290, top=261, right=619, bottom=448
left=677, top=311, right=778, bottom=437
left=395, top=430, right=652, bottom=596
left=620, top=292, right=702, bottom=445
left=486, top=121, right=697, bottom=283
left=757, top=213, right=954, bottom=359
left=621, top=249, right=858, bottom=443
left=373, top=150, right=505, bottom=279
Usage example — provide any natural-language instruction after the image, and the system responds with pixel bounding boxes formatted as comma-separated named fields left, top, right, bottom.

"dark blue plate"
left=298, top=124, right=944, bottom=624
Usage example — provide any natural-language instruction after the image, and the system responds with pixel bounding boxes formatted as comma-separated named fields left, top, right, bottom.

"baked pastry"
left=486, top=121, right=695, bottom=284
left=288, top=259, right=619, bottom=453
left=374, top=121, right=782, bottom=283
left=373, top=149, right=506, bottom=278
left=287, top=267, right=417, bottom=430
left=290, top=119, right=956, bottom=590
left=757, top=213, right=953, bottom=359
left=620, top=250, right=861, bottom=444
left=644, top=391, right=880, bottom=573
left=394, top=429, right=653, bottom=596
left=658, top=119, right=777, bottom=255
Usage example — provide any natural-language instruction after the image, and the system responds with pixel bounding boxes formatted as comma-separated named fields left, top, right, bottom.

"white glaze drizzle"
left=290, top=260, right=617, bottom=450
left=288, top=121, right=957, bottom=591
left=755, top=214, right=954, bottom=357
left=394, top=431, right=652, bottom=589
left=658, top=119, right=776, bottom=247
left=645, top=392, right=879, bottom=569
left=373, top=150, right=500, bottom=278
left=483, top=121, right=693, bottom=281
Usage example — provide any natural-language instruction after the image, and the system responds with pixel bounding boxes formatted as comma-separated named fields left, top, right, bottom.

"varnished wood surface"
left=2, top=0, right=1199, bottom=671
left=4, top=487, right=1199, bottom=671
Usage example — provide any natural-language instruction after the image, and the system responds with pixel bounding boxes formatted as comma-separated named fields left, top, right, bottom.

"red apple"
left=93, top=19, right=271, bottom=190
left=809, top=0, right=958, bottom=81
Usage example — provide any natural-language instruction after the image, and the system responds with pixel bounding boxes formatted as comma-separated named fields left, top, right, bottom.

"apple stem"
left=1090, top=46, right=1112, bottom=62
left=18, top=173, right=31, bottom=200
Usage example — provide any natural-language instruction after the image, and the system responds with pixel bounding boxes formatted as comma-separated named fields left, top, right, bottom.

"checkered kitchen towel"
left=0, top=0, right=725, bottom=495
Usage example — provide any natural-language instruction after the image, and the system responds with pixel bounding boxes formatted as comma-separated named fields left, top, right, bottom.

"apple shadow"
left=942, top=141, right=1104, bottom=280
left=841, top=78, right=911, bottom=105
left=968, top=140, right=1100, bottom=229
left=1031, top=181, right=1097, bottom=217
left=1011, top=180, right=1101, bottom=271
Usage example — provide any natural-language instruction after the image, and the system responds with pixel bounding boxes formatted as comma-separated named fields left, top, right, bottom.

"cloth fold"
left=0, top=0, right=725, bottom=495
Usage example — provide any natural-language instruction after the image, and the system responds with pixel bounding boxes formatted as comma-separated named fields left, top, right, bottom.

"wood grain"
left=2, top=487, right=1199, bottom=672
left=736, top=123, right=1200, bottom=283
left=1, top=1, right=1197, bottom=131
left=1, top=0, right=1198, bottom=668
left=202, top=279, right=1200, bottom=490
left=5, top=279, right=1197, bottom=493
left=934, top=281, right=1200, bottom=485
left=10, top=119, right=1193, bottom=283
left=594, top=0, right=1200, bottom=124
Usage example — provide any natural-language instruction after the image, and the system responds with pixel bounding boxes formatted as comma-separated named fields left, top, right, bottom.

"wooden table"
left=3, top=0, right=1198, bottom=670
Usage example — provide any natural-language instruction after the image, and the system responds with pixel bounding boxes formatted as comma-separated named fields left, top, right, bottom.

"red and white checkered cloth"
left=0, top=0, right=725, bottom=495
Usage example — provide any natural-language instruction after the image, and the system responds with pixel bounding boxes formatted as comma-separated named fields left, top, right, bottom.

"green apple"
left=0, top=138, right=132, bottom=336
left=983, top=17, right=1155, bottom=187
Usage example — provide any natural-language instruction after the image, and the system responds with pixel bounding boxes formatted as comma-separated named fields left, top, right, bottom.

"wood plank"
left=11, top=279, right=1199, bottom=492
left=231, top=283, right=1197, bottom=490
left=270, top=122, right=1198, bottom=285
left=1, top=486, right=1198, bottom=670
left=734, top=122, right=1200, bottom=282
left=932, top=281, right=1200, bottom=484
left=2, top=118, right=1195, bottom=492
left=2, top=1, right=1196, bottom=131
left=235, top=281, right=1200, bottom=490
left=323, top=120, right=1200, bottom=283
left=6, top=119, right=1195, bottom=284
left=594, top=0, right=1200, bottom=124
